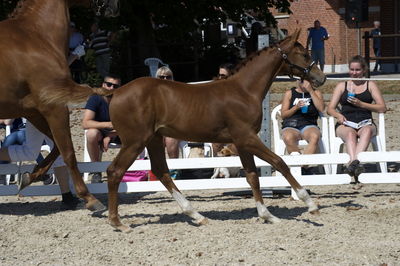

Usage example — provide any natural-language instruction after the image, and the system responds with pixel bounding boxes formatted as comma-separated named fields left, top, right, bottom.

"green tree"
left=1, top=0, right=293, bottom=81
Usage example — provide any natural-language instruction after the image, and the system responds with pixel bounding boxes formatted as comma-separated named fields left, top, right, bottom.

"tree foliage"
left=1, top=0, right=293, bottom=81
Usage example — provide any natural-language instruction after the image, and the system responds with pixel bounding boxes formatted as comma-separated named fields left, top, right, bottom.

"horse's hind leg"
left=236, top=149, right=280, bottom=223
left=106, top=142, right=145, bottom=233
left=147, top=135, right=208, bottom=225
left=235, top=134, right=318, bottom=214
left=37, top=108, right=105, bottom=212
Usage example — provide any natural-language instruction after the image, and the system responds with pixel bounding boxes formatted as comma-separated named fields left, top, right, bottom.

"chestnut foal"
left=0, top=0, right=118, bottom=211
left=107, top=29, right=326, bottom=232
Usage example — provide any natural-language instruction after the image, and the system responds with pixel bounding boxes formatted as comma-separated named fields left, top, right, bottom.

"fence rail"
left=1, top=151, right=399, bottom=197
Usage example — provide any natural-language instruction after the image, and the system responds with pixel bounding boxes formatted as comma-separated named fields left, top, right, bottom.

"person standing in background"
left=307, top=20, right=329, bottom=72
left=370, top=21, right=382, bottom=72
left=68, top=22, right=85, bottom=83
left=89, top=22, right=113, bottom=78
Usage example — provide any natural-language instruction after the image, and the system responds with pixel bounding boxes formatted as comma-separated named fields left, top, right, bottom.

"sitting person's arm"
left=281, top=89, right=301, bottom=119
left=304, top=84, right=325, bottom=113
left=327, top=82, right=347, bottom=124
left=347, top=81, right=387, bottom=113
left=82, top=109, right=113, bottom=130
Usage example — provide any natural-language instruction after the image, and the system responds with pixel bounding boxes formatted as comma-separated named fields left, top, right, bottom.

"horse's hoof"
left=309, top=209, right=320, bottom=215
left=109, top=220, right=132, bottom=233
left=266, top=215, right=281, bottom=224
left=114, top=224, right=132, bottom=233
left=17, top=172, right=31, bottom=192
left=308, top=204, right=319, bottom=214
left=195, top=217, right=209, bottom=225
left=86, top=200, right=106, bottom=213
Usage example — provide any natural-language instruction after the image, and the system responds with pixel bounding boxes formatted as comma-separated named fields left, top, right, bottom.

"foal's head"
left=278, top=30, right=326, bottom=87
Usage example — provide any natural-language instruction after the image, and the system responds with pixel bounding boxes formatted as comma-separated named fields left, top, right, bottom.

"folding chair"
left=328, top=113, right=387, bottom=174
left=271, top=104, right=331, bottom=174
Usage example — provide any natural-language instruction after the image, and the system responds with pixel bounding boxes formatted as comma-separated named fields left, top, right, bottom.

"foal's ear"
left=292, top=28, right=301, bottom=41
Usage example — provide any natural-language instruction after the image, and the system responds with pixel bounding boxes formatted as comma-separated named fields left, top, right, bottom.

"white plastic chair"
left=144, top=58, right=169, bottom=77
left=182, top=142, right=214, bottom=158
left=271, top=104, right=331, bottom=174
left=328, top=113, right=387, bottom=174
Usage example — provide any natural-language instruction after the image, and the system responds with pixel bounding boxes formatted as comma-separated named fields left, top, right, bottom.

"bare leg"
left=355, top=125, right=376, bottom=155
left=236, top=148, right=280, bottom=223
left=336, top=125, right=358, bottom=162
left=164, top=137, right=179, bottom=158
left=148, top=135, right=207, bottom=224
left=282, top=128, right=301, bottom=154
left=234, top=134, right=318, bottom=213
left=86, top=128, right=103, bottom=161
left=301, top=127, right=321, bottom=154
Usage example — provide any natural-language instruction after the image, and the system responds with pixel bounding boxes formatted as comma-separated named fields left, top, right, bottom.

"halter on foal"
left=106, top=29, right=325, bottom=232
left=0, top=0, right=118, bottom=211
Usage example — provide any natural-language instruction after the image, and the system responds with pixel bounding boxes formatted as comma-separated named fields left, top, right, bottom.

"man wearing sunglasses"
left=82, top=75, right=121, bottom=183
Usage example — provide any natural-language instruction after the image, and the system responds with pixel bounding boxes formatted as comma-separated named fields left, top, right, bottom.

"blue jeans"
left=0, top=130, right=44, bottom=164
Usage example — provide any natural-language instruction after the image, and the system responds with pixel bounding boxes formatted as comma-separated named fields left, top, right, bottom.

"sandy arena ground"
left=0, top=94, right=399, bottom=265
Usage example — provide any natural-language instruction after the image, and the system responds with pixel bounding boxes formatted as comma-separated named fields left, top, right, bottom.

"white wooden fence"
left=0, top=151, right=399, bottom=197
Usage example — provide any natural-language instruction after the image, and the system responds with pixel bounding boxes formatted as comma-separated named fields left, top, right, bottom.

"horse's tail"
left=40, top=79, right=116, bottom=105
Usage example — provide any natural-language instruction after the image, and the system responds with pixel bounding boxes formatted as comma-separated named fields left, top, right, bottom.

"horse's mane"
left=8, top=0, right=31, bottom=19
left=231, top=37, right=288, bottom=76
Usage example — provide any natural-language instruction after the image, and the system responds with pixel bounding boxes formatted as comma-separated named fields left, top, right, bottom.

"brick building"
left=272, top=0, right=400, bottom=73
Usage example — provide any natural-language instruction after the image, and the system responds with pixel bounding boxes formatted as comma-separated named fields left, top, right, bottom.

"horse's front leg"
left=235, top=134, right=318, bottom=214
left=106, top=143, right=144, bottom=233
left=147, top=135, right=208, bottom=225
left=236, top=148, right=280, bottom=223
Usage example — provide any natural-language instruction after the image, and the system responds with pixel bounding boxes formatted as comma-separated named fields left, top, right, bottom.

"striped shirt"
left=90, top=29, right=111, bottom=56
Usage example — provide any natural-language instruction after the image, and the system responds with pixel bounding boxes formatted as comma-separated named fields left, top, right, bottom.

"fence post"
left=260, top=95, right=272, bottom=176
left=364, top=31, right=371, bottom=78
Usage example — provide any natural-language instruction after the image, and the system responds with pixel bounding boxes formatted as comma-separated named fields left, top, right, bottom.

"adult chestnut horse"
left=106, top=29, right=326, bottom=232
left=0, top=0, right=118, bottom=211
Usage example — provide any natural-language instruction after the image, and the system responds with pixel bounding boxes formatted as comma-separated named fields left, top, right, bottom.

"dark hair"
left=104, top=74, right=121, bottom=82
left=219, top=63, right=235, bottom=74
left=349, top=55, right=369, bottom=75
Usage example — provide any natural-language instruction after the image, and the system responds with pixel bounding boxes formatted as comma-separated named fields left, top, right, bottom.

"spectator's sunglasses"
left=104, top=81, right=120, bottom=88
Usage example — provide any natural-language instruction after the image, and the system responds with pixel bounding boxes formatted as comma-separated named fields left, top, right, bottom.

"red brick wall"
left=271, top=0, right=385, bottom=71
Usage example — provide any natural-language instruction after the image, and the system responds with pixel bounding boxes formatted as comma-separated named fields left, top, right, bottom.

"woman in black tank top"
left=280, top=79, right=325, bottom=160
left=327, top=55, right=386, bottom=180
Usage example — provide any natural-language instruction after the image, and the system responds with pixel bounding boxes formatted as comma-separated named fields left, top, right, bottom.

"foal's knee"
left=106, top=166, right=124, bottom=185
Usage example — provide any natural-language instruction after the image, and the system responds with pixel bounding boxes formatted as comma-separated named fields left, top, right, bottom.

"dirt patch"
left=0, top=184, right=399, bottom=265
